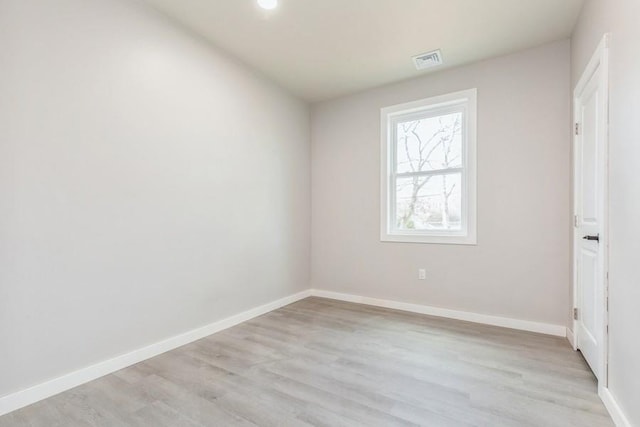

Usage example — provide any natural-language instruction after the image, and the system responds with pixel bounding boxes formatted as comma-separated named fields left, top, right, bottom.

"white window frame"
left=380, top=88, right=477, bottom=245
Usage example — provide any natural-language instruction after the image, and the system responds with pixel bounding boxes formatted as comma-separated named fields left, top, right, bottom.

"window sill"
left=380, top=233, right=477, bottom=245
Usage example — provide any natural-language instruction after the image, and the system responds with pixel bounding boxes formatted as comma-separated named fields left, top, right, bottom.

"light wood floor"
left=1, top=297, right=613, bottom=427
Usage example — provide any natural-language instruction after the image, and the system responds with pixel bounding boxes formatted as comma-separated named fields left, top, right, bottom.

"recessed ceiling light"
left=257, top=0, right=278, bottom=10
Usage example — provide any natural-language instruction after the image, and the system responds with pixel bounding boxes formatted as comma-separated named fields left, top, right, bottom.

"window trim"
left=380, top=88, right=477, bottom=245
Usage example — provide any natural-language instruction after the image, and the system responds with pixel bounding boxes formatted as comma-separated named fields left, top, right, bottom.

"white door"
left=573, top=36, right=609, bottom=381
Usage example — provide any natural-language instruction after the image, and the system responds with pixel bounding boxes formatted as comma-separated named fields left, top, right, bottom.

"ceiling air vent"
left=412, top=50, right=443, bottom=70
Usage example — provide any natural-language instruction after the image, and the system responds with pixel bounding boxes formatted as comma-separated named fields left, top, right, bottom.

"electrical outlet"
left=418, top=269, right=426, bottom=280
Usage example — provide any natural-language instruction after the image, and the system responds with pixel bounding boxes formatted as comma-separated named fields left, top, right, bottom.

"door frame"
left=572, top=33, right=610, bottom=387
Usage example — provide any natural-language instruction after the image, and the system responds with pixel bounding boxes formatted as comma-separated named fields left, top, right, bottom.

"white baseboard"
left=0, top=289, right=311, bottom=417
left=566, top=327, right=576, bottom=349
left=599, top=386, right=632, bottom=427
left=310, top=289, right=567, bottom=337
left=0, top=288, right=578, bottom=418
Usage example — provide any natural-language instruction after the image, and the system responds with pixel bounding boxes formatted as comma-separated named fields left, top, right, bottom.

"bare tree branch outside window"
left=395, top=113, right=462, bottom=230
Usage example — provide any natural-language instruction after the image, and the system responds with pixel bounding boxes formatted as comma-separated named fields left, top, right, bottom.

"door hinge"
left=574, top=215, right=578, bottom=227
left=575, top=123, right=580, bottom=135
left=573, top=308, right=578, bottom=320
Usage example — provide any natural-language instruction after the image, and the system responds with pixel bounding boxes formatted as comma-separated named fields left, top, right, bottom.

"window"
left=380, top=89, right=477, bottom=244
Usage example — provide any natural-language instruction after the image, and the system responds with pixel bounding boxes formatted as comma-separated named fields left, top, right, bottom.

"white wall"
left=572, top=0, right=640, bottom=424
left=311, top=40, right=571, bottom=327
left=0, top=0, right=309, bottom=397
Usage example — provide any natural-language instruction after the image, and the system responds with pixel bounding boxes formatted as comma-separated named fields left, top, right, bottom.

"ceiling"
left=143, top=0, right=585, bottom=102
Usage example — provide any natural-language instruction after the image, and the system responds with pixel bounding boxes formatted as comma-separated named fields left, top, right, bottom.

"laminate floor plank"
left=0, top=297, right=613, bottom=426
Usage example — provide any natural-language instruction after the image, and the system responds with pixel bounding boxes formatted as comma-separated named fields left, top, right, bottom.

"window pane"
left=396, top=112, right=462, bottom=173
left=395, top=173, right=462, bottom=231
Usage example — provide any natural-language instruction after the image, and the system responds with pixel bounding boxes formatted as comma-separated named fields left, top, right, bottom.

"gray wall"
left=0, top=0, right=310, bottom=397
left=311, top=40, right=572, bottom=327
left=572, top=0, right=640, bottom=424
